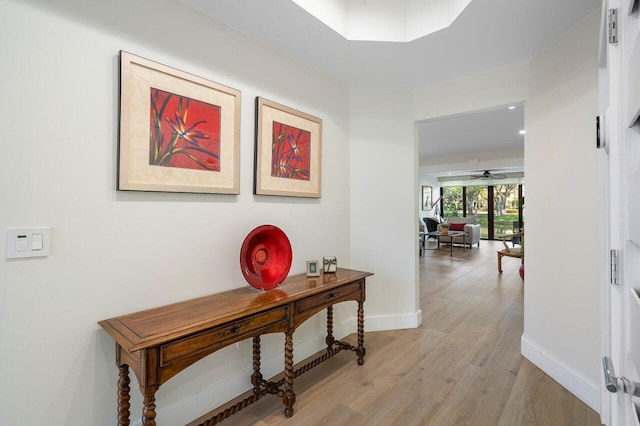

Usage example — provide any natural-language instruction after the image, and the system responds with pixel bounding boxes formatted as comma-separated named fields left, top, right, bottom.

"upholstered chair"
left=497, top=232, right=524, bottom=273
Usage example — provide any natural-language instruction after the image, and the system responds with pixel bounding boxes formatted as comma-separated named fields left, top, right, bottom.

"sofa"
left=437, top=217, right=481, bottom=248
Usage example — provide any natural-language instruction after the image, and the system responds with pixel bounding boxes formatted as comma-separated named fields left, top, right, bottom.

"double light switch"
left=6, top=227, right=50, bottom=259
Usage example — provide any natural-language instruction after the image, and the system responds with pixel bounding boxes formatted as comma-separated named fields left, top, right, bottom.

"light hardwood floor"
left=191, top=240, right=601, bottom=426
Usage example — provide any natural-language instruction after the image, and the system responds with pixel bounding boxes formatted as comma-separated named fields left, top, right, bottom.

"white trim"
left=598, top=0, right=608, bottom=68
left=131, top=310, right=422, bottom=425
left=331, top=309, right=423, bottom=339
left=599, top=123, right=613, bottom=425
left=521, top=335, right=600, bottom=413
left=365, top=309, right=423, bottom=331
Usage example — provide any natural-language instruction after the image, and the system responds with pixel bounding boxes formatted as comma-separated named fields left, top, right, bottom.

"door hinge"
left=611, top=249, right=620, bottom=285
left=609, top=8, right=618, bottom=44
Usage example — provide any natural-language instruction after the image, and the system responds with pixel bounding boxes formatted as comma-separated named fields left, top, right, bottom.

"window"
left=493, top=184, right=521, bottom=239
left=442, top=187, right=463, bottom=219
left=466, top=186, right=488, bottom=238
left=440, top=184, right=524, bottom=240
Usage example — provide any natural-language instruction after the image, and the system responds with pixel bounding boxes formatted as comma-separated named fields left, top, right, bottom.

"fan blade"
left=468, top=170, right=508, bottom=179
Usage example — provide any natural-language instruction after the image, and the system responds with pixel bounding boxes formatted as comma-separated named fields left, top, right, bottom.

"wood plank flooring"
left=190, top=240, right=601, bottom=425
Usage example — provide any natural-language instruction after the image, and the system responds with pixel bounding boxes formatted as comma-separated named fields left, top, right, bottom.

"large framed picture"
left=422, top=185, right=433, bottom=210
left=254, top=97, right=322, bottom=197
left=118, top=51, right=241, bottom=194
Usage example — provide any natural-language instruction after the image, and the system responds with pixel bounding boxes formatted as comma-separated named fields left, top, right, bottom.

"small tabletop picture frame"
left=323, top=256, right=337, bottom=273
left=306, top=260, right=320, bottom=277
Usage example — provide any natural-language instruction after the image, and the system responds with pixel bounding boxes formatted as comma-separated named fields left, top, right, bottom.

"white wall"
left=412, top=61, right=529, bottom=121
left=347, top=0, right=407, bottom=41
left=521, top=11, right=601, bottom=411
left=349, top=86, right=421, bottom=329
left=419, top=147, right=525, bottom=172
left=0, top=0, right=356, bottom=424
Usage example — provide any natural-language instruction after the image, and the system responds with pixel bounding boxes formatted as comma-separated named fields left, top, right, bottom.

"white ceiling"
left=181, top=0, right=599, bottom=173
left=182, top=0, right=600, bottom=90
left=419, top=103, right=524, bottom=159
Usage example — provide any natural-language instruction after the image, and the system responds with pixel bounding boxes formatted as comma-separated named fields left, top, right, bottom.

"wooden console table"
left=98, top=268, right=372, bottom=425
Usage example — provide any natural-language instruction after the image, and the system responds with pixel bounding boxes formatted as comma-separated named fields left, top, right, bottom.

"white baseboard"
left=521, top=334, right=600, bottom=413
left=138, top=310, right=421, bottom=425
left=365, top=309, right=423, bottom=331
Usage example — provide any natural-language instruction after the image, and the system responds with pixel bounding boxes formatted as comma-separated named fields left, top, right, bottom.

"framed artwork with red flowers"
left=117, top=51, right=240, bottom=193
left=254, top=97, right=322, bottom=198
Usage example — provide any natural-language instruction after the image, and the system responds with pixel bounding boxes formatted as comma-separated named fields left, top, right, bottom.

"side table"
left=98, top=268, right=372, bottom=425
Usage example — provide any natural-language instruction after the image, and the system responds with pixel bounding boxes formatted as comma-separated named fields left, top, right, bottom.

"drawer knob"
left=224, top=324, right=247, bottom=336
left=324, top=292, right=338, bottom=301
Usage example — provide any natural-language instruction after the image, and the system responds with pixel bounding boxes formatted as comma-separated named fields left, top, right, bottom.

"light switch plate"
left=6, top=227, right=51, bottom=259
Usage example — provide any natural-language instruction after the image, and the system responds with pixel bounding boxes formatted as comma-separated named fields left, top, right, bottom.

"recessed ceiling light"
left=519, top=130, right=526, bottom=135
left=508, top=105, right=516, bottom=110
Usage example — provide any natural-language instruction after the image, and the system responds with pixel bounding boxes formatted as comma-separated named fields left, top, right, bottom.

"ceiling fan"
left=470, top=170, right=508, bottom=180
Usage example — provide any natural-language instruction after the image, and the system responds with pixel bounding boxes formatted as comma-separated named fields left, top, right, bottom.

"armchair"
left=423, top=217, right=440, bottom=242
left=423, top=217, right=439, bottom=233
left=497, top=232, right=524, bottom=273
left=511, top=221, right=524, bottom=246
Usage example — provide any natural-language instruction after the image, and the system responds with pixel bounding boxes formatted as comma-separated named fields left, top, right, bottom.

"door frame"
left=599, top=0, right=640, bottom=424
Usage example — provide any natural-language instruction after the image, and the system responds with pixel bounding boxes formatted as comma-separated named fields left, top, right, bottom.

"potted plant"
left=440, top=222, right=450, bottom=235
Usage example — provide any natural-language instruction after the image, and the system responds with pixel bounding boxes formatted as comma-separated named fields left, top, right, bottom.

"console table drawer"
left=160, top=307, right=288, bottom=365
left=296, top=281, right=362, bottom=314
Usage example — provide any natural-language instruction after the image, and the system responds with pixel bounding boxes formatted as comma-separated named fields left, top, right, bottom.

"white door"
left=601, top=0, right=640, bottom=424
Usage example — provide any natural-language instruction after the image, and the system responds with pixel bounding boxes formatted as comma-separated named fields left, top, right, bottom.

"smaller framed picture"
left=323, top=256, right=337, bottom=273
left=306, top=260, right=320, bottom=277
left=255, top=97, right=322, bottom=198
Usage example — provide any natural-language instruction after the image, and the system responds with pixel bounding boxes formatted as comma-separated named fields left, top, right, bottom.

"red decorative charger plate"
left=240, top=225, right=292, bottom=290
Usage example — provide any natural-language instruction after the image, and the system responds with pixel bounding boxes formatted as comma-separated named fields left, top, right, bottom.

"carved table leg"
left=251, top=336, right=263, bottom=392
left=325, top=306, right=335, bottom=348
left=283, top=331, right=296, bottom=417
left=141, top=386, right=158, bottom=425
left=118, top=364, right=131, bottom=426
left=357, top=300, right=366, bottom=365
